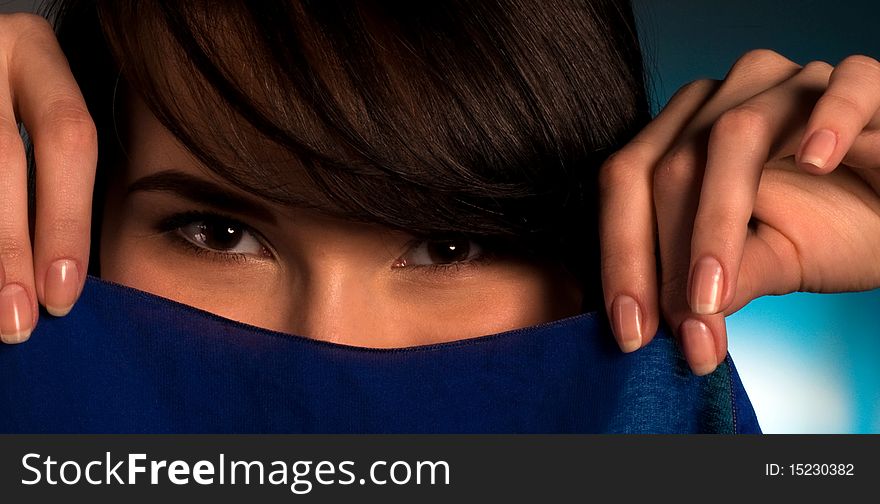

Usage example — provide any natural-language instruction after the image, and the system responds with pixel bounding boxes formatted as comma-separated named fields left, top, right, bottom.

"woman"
left=0, top=0, right=878, bottom=383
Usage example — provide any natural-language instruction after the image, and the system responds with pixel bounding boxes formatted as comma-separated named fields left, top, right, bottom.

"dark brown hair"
left=43, top=0, right=651, bottom=307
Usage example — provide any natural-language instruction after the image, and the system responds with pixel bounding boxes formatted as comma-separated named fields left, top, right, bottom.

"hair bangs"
left=46, top=0, right=651, bottom=292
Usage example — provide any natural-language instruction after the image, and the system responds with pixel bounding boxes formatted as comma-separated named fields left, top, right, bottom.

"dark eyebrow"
left=126, top=169, right=278, bottom=225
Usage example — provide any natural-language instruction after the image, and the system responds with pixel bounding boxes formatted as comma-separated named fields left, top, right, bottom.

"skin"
left=599, top=50, right=880, bottom=374
left=0, top=14, right=878, bottom=374
left=97, top=95, right=584, bottom=346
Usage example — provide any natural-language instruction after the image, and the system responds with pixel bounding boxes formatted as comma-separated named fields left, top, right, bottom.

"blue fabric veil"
left=0, top=276, right=761, bottom=433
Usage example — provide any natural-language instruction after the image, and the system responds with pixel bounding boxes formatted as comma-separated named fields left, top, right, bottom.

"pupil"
left=200, top=220, right=242, bottom=250
left=427, top=239, right=470, bottom=264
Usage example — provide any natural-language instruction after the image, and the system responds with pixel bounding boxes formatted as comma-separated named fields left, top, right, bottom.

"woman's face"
left=97, top=95, right=584, bottom=347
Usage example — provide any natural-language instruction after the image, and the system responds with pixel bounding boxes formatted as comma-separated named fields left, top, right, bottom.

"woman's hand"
left=599, top=49, right=880, bottom=375
left=0, top=13, right=97, bottom=343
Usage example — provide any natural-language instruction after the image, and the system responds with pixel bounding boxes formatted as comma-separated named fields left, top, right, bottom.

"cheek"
left=100, top=248, right=580, bottom=347
left=99, top=226, right=291, bottom=332
left=99, top=207, right=582, bottom=346
left=361, top=264, right=583, bottom=347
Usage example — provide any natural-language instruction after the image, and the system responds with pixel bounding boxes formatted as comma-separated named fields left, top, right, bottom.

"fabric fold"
left=0, top=275, right=761, bottom=433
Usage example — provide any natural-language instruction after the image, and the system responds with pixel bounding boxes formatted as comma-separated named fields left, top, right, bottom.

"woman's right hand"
left=0, top=13, right=97, bottom=344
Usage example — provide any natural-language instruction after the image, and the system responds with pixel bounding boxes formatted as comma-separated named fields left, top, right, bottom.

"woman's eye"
left=395, top=237, right=483, bottom=267
left=176, top=217, right=267, bottom=257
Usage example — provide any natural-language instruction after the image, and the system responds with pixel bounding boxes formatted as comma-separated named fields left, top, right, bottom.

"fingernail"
left=0, top=283, right=34, bottom=344
left=45, top=259, right=80, bottom=317
left=612, top=294, right=643, bottom=353
left=691, top=256, right=723, bottom=315
left=680, top=319, right=717, bottom=376
left=799, top=129, right=837, bottom=170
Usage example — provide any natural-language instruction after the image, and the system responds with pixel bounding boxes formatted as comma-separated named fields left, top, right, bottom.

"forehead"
left=119, top=79, right=332, bottom=216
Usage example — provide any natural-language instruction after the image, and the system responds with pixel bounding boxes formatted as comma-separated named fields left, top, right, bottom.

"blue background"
left=633, top=0, right=880, bottom=433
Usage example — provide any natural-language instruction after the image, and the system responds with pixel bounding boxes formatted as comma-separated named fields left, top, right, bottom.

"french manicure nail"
left=0, top=283, right=34, bottom=344
left=680, top=319, right=717, bottom=376
left=691, top=256, right=723, bottom=315
left=612, top=294, right=643, bottom=353
left=799, top=128, right=837, bottom=170
left=45, top=259, right=80, bottom=317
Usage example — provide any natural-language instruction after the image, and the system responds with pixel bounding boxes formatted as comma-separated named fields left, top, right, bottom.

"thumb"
left=725, top=225, right=803, bottom=316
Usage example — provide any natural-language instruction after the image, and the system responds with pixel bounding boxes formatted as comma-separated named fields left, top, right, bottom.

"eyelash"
left=154, top=210, right=495, bottom=274
left=403, top=261, right=482, bottom=278
left=394, top=238, right=495, bottom=277
left=155, top=210, right=273, bottom=264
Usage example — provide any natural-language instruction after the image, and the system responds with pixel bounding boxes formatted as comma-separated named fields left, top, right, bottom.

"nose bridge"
left=287, top=261, right=371, bottom=344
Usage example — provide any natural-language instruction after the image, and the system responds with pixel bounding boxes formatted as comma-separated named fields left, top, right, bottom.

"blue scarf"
left=0, top=276, right=760, bottom=433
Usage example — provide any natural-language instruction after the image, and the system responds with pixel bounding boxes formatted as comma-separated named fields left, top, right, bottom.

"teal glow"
left=634, top=0, right=880, bottom=433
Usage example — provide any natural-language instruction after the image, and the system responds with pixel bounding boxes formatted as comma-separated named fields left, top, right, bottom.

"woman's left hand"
left=598, top=49, right=880, bottom=375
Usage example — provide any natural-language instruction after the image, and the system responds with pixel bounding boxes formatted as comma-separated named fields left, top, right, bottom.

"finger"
left=770, top=127, right=880, bottom=169
left=599, top=79, right=719, bottom=353
left=688, top=63, right=833, bottom=322
left=840, top=130, right=880, bottom=169
left=0, top=76, right=37, bottom=343
left=724, top=224, right=804, bottom=317
left=644, top=56, right=803, bottom=373
left=653, top=145, right=729, bottom=375
left=7, top=14, right=96, bottom=317
left=676, top=49, right=803, bottom=140
left=796, top=55, right=880, bottom=174
left=601, top=50, right=800, bottom=357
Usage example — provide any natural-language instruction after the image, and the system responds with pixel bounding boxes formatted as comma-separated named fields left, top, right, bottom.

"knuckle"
left=684, top=78, right=719, bottom=93
left=724, top=49, right=799, bottom=86
left=731, top=49, right=789, bottom=73
left=712, top=105, right=768, bottom=140
left=671, top=78, right=719, bottom=102
left=39, top=100, right=98, bottom=152
left=839, top=54, right=880, bottom=74
left=816, top=91, right=865, bottom=117
left=654, top=147, right=698, bottom=192
left=599, top=149, right=642, bottom=193
left=802, top=59, right=834, bottom=76
left=4, top=12, right=52, bottom=32
left=2, top=13, right=54, bottom=48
